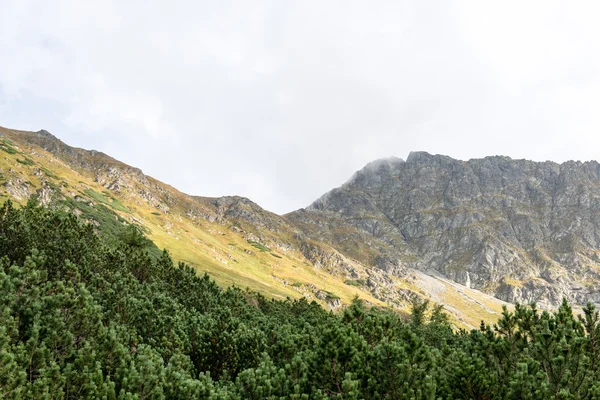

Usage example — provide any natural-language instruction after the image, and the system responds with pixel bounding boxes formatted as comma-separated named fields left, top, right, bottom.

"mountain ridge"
left=9, top=125, right=580, bottom=328
left=3, top=125, right=414, bottom=314
left=302, top=150, right=600, bottom=308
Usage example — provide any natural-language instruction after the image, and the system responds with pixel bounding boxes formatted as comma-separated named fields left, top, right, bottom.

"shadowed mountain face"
left=296, top=151, right=600, bottom=307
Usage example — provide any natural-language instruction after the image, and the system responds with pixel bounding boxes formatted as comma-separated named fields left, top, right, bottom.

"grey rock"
left=4, top=177, right=32, bottom=200
left=296, top=152, right=600, bottom=307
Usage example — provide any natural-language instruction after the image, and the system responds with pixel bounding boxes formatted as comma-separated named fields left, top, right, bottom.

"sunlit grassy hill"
left=0, top=125, right=508, bottom=327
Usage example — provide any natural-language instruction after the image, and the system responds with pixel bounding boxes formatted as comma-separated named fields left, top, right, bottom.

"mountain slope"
left=0, top=126, right=510, bottom=327
left=0, top=127, right=365, bottom=302
left=296, top=151, right=600, bottom=308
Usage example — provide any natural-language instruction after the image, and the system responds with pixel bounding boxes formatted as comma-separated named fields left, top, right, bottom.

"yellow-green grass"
left=142, top=211, right=386, bottom=305
left=0, top=131, right=387, bottom=307
left=439, top=281, right=510, bottom=329
left=0, top=126, right=507, bottom=322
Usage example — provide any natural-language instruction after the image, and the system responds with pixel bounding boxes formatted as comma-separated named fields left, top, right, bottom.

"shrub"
left=248, top=240, right=271, bottom=252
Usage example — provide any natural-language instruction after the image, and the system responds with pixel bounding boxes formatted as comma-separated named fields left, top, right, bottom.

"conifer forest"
left=3, top=199, right=600, bottom=399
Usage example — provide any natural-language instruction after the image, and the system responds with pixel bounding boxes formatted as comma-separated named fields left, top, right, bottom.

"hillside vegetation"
left=0, top=126, right=508, bottom=327
left=3, top=200, right=600, bottom=398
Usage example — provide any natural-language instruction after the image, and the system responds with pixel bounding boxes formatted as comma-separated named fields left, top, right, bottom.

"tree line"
left=2, top=199, right=600, bottom=399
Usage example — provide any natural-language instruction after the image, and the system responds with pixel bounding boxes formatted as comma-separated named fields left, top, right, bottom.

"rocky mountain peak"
left=0, top=125, right=516, bottom=324
left=300, top=153, right=600, bottom=308
left=343, top=156, right=404, bottom=187
left=362, top=156, right=405, bottom=171
left=406, top=151, right=443, bottom=163
left=36, top=129, right=57, bottom=139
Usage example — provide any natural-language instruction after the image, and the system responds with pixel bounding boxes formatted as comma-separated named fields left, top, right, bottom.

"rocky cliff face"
left=3, top=126, right=439, bottom=317
left=296, top=152, right=600, bottom=307
left=3, top=125, right=566, bottom=325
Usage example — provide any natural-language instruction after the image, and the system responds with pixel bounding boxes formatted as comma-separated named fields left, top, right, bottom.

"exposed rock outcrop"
left=5, top=126, right=595, bottom=313
left=295, top=152, right=600, bottom=307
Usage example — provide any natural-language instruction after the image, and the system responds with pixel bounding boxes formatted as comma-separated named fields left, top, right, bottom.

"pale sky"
left=2, top=1, right=600, bottom=213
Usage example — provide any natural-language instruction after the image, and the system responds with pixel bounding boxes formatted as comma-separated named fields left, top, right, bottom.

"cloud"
left=1, top=1, right=600, bottom=213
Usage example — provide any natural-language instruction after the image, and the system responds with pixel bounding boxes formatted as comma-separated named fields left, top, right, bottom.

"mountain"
left=1, top=126, right=519, bottom=328
left=297, top=151, right=600, bottom=308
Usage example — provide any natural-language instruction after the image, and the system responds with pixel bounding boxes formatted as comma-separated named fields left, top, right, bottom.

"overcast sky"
left=2, top=1, right=600, bottom=213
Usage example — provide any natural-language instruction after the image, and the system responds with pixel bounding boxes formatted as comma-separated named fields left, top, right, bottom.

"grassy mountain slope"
left=0, top=126, right=507, bottom=327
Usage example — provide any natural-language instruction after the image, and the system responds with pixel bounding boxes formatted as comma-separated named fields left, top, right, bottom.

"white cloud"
left=1, top=1, right=600, bottom=213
